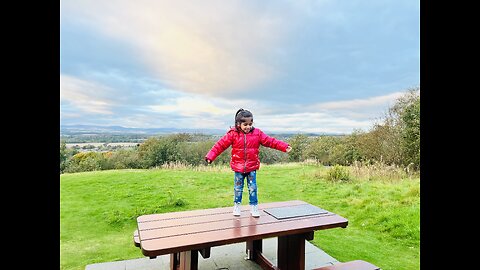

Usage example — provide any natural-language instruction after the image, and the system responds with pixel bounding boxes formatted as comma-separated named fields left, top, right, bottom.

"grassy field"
left=60, top=162, right=420, bottom=270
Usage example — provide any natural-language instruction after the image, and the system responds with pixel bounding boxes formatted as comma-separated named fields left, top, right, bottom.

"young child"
left=205, top=109, right=292, bottom=217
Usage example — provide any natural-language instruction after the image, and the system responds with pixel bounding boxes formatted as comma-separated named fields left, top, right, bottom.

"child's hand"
left=286, top=146, right=292, bottom=153
left=205, top=157, right=212, bottom=164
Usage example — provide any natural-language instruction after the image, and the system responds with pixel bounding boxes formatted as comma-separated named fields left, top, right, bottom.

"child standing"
left=205, top=109, right=292, bottom=217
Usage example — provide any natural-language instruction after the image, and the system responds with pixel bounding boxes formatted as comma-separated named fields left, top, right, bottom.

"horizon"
left=60, top=123, right=347, bottom=136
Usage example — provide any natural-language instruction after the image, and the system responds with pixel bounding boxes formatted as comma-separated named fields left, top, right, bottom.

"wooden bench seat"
left=312, top=260, right=380, bottom=270
left=133, top=229, right=140, bottom=247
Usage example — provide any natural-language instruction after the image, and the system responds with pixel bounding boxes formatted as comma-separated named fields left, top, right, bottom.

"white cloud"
left=61, top=0, right=292, bottom=96
left=255, top=112, right=373, bottom=134
left=60, top=74, right=115, bottom=115
left=142, top=92, right=400, bottom=133
left=96, top=88, right=401, bottom=133
left=149, top=97, right=229, bottom=117
left=310, top=91, right=403, bottom=110
left=250, top=92, right=405, bottom=133
left=300, top=91, right=404, bottom=122
left=60, top=70, right=405, bottom=133
left=146, top=94, right=262, bottom=129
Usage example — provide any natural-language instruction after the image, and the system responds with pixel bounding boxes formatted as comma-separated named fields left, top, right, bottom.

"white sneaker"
left=233, top=203, right=241, bottom=216
left=250, top=204, right=260, bottom=217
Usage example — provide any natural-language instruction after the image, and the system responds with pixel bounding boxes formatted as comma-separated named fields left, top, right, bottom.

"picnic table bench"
left=133, top=200, right=348, bottom=270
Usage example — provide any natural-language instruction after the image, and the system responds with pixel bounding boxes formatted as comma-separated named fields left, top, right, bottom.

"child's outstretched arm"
left=258, top=129, right=291, bottom=152
left=205, top=131, right=234, bottom=163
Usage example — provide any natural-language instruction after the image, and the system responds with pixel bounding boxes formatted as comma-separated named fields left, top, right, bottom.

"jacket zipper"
left=243, top=133, right=247, bottom=173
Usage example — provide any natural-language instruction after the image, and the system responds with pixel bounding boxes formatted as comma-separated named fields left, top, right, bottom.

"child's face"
left=239, top=117, right=253, bottom=133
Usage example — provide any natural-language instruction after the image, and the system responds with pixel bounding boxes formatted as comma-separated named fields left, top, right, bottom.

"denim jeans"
left=233, top=171, right=257, bottom=205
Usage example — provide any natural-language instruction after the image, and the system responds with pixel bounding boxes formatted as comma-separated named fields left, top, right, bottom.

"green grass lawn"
left=60, top=163, right=419, bottom=270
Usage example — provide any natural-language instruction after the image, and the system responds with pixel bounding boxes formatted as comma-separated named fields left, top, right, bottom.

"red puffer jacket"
left=205, top=127, right=290, bottom=173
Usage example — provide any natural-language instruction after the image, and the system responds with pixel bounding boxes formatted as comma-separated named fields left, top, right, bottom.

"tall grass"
left=350, top=160, right=419, bottom=181
left=60, top=162, right=419, bottom=270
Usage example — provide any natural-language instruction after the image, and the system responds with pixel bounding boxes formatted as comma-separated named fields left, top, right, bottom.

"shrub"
left=137, top=134, right=192, bottom=168
left=304, top=136, right=341, bottom=165
left=106, top=149, right=142, bottom=169
left=326, top=165, right=351, bottom=182
left=64, top=152, right=106, bottom=173
left=259, top=146, right=289, bottom=164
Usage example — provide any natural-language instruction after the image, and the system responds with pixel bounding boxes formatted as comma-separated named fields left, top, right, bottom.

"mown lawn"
left=60, top=163, right=419, bottom=270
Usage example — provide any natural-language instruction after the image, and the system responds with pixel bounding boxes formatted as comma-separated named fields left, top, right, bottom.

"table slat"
left=137, top=200, right=307, bottom=222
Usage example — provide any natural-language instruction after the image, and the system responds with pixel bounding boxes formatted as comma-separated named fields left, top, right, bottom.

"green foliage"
left=105, top=149, right=142, bottom=169
left=63, top=150, right=104, bottom=173
left=176, top=140, right=219, bottom=165
left=326, top=164, right=351, bottom=182
left=304, top=136, right=341, bottom=165
left=60, top=140, right=67, bottom=173
left=137, top=133, right=192, bottom=168
left=60, top=140, right=79, bottom=173
left=286, top=134, right=309, bottom=161
left=137, top=137, right=162, bottom=168
left=329, top=141, right=362, bottom=166
left=401, top=95, right=420, bottom=169
left=352, top=124, right=403, bottom=166
left=383, top=87, right=420, bottom=169
left=259, top=146, right=289, bottom=164
left=341, top=134, right=363, bottom=165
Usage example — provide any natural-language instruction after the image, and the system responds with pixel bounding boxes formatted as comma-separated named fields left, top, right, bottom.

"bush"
left=106, top=149, right=142, bottom=169
left=259, top=146, right=289, bottom=164
left=304, top=136, right=341, bottom=165
left=64, top=152, right=106, bottom=173
left=326, top=165, right=351, bottom=182
left=137, top=134, right=192, bottom=168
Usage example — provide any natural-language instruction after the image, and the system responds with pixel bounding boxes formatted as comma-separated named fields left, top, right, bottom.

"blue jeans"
left=233, top=171, right=258, bottom=205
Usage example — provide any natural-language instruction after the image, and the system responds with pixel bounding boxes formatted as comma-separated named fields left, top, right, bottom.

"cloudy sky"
left=60, top=0, right=419, bottom=134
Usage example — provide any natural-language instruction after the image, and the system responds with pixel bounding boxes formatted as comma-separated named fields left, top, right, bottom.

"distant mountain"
left=60, top=124, right=227, bottom=136
left=60, top=124, right=344, bottom=137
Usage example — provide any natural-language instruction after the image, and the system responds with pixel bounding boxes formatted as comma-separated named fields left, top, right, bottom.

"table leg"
left=170, top=253, right=179, bottom=270
left=170, top=251, right=198, bottom=270
left=246, top=239, right=280, bottom=270
left=246, top=239, right=262, bottom=260
left=277, top=233, right=308, bottom=270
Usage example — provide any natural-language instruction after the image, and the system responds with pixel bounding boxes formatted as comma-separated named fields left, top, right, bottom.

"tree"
left=304, top=136, right=341, bottom=165
left=137, top=134, right=192, bottom=168
left=382, top=87, right=420, bottom=169
left=401, top=94, right=420, bottom=169
left=60, top=140, right=67, bottom=173
left=286, top=134, right=309, bottom=162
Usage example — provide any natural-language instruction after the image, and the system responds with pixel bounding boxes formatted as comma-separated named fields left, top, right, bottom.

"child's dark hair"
left=235, top=108, right=253, bottom=126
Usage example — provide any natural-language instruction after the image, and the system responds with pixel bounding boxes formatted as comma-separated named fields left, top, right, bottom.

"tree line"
left=60, top=87, right=419, bottom=174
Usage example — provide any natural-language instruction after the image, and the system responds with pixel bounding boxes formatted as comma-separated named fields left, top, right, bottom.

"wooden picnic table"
left=135, top=200, right=348, bottom=270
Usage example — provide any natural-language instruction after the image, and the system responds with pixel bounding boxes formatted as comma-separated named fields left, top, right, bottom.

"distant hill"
left=60, top=124, right=227, bottom=136
left=60, top=124, right=343, bottom=137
